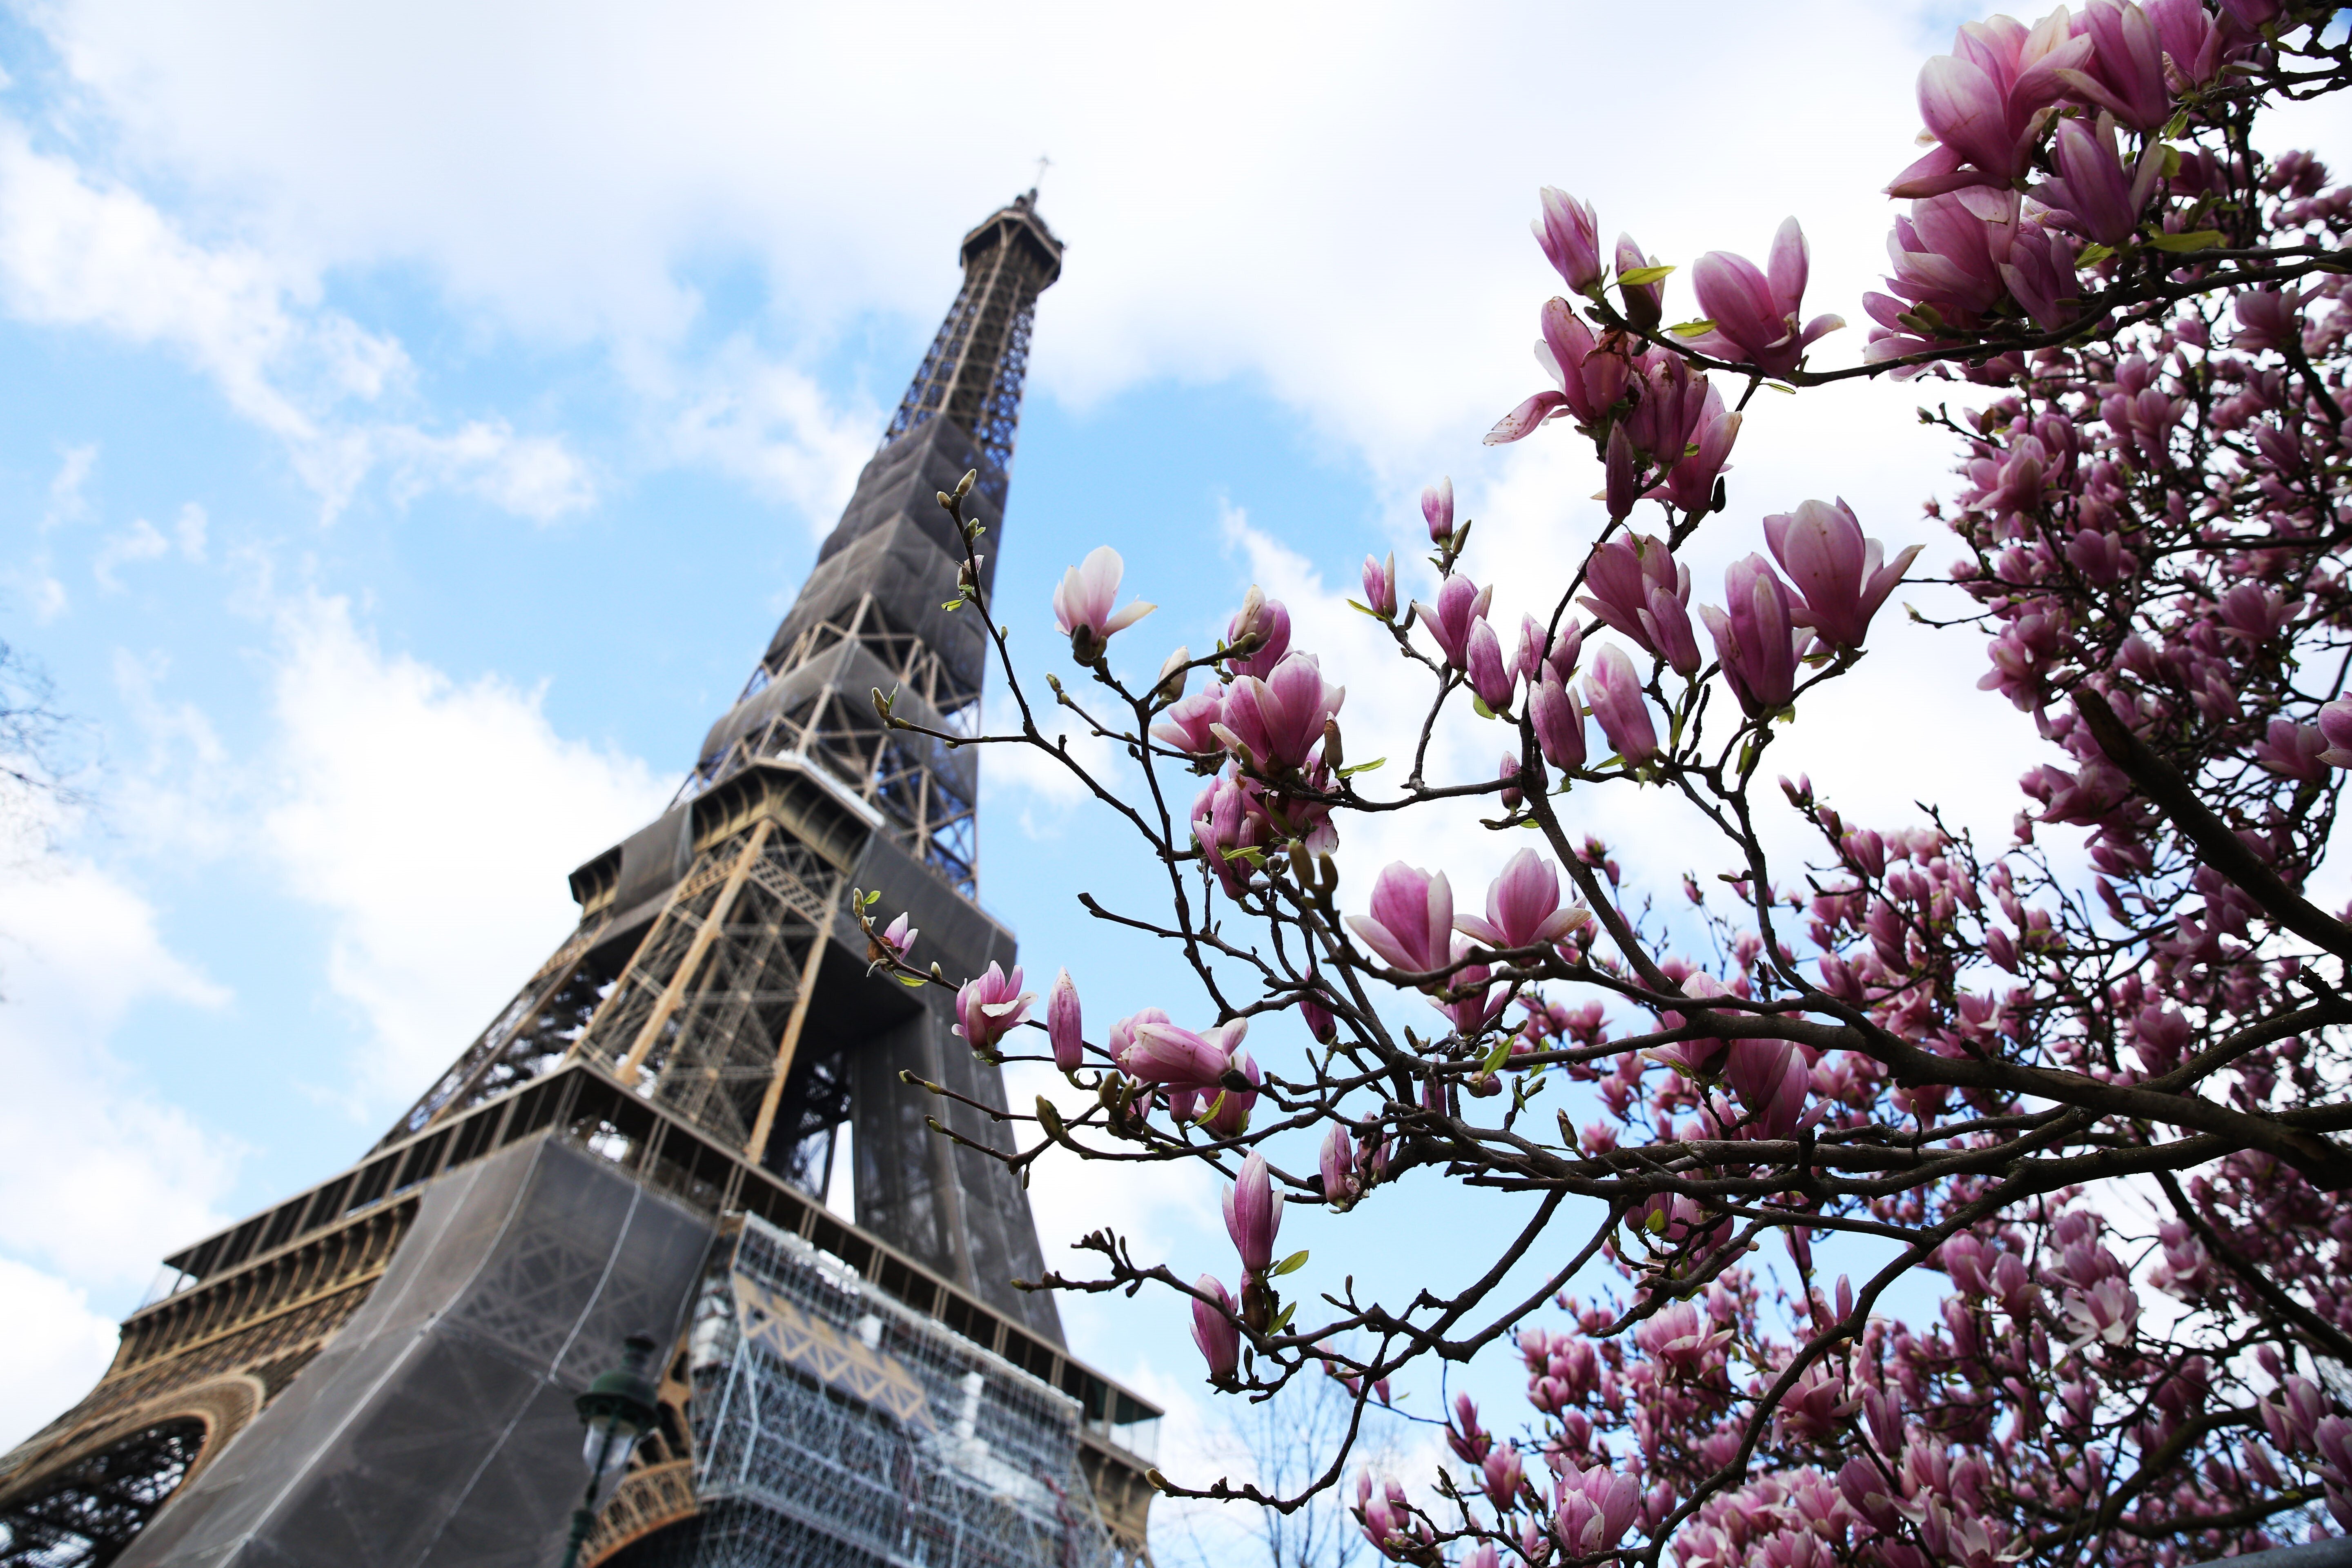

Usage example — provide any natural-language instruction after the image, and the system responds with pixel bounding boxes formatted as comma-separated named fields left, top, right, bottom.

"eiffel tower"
left=0, top=192, right=1161, bottom=1568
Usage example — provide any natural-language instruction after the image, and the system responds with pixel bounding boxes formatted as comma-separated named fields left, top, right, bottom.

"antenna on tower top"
left=1031, top=154, right=1052, bottom=199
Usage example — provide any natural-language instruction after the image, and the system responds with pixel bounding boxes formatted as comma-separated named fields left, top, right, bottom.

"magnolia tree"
left=862, top=2, right=2352, bottom=1563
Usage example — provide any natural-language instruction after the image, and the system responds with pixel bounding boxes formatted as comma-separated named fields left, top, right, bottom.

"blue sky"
left=8, top=0, right=2352, bottom=1540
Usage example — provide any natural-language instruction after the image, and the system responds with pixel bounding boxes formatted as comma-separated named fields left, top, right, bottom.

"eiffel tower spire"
left=0, top=195, right=1160, bottom=1568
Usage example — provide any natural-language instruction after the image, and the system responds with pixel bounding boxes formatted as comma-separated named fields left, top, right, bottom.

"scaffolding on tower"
left=596, top=1215, right=1147, bottom=1568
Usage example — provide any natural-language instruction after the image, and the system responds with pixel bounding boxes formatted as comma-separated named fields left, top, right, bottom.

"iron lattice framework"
left=0, top=194, right=1148, bottom=1568
left=692, top=596, right=982, bottom=893
left=880, top=192, right=1054, bottom=505
left=587, top=1216, right=1147, bottom=1568
left=0, top=1419, right=205, bottom=1568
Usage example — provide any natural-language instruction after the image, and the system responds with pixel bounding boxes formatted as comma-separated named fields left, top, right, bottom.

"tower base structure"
left=0, top=1060, right=1156, bottom=1567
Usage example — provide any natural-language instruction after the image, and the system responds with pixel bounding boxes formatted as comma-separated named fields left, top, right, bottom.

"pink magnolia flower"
left=1224, top=1150, right=1282, bottom=1275
left=1866, top=187, right=2083, bottom=361
left=1046, top=969, right=1083, bottom=1072
left=1432, top=945, right=1504, bottom=1036
left=876, top=911, right=918, bottom=962
left=2062, top=1275, right=2140, bottom=1352
left=2254, top=719, right=2330, bottom=784
left=1223, top=589, right=1293, bottom=681
left=1192, top=1275, right=1240, bottom=1385
left=1213, top=652, right=1345, bottom=773
left=1299, top=976, right=1338, bottom=1044
left=1615, top=233, right=1665, bottom=329
left=1838, top=1455, right=1903, bottom=1531
left=1533, top=187, right=1604, bottom=293
left=1457, top=849, right=1588, bottom=951
left=2218, top=581, right=2287, bottom=644
left=1685, top=219, right=1845, bottom=378
left=1201, top=1048, right=1261, bottom=1136
left=1699, top=554, right=1807, bottom=716
left=1648, top=390, right=1740, bottom=515
left=2066, top=528, right=2136, bottom=583
left=1942, top=1232, right=1993, bottom=1295
left=1497, top=750, right=1531, bottom=811
left=2149, top=0, right=2224, bottom=84
left=2265, top=1374, right=2329, bottom=1454
left=1546, top=619, right=1583, bottom=683
left=1423, top=476, right=1456, bottom=544
left=1190, top=774, right=1265, bottom=899
left=1482, top=1445, right=1524, bottom=1512
left=1358, top=1474, right=1428, bottom=1558
left=1890, top=12, right=2090, bottom=196
left=1120, top=1017, right=1243, bottom=1089
left=1603, top=425, right=1643, bottom=523
left=1582, top=643, right=1660, bottom=765
left=1107, top=1006, right=1169, bottom=1064
left=1486, top=296, right=1634, bottom=444
left=1361, top=551, right=1397, bottom=617
left=1414, top=572, right=1492, bottom=669
left=1530, top=671, right=1588, bottom=771
left=2317, top=699, right=2352, bottom=768
left=2061, top=0, right=2175, bottom=131
left=1052, top=545, right=1156, bottom=662
left=1320, top=1123, right=1359, bottom=1209
left=2039, top=113, right=2165, bottom=245
left=1150, top=688, right=1225, bottom=757
left=1884, top=188, right=2018, bottom=322
left=1552, top=1459, right=1642, bottom=1552
left=952, top=962, right=1035, bottom=1054
left=1777, top=1361, right=1862, bottom=1443
left=1726, top=1036, right=1811, bottom=1139
left=1579, top=533, right=1699, bottom=675
left=1621, top=353, right=1711, bottom=465
left=1512, top=614, right=1548, bottom=690
left=1999, top=213, right=2085, bottom=331
left=1763, top=499, right=1923, bottom=650
left=1346, top=862, right=1455, bottom=975
left=1446, top=1392, right=1492, bottom=1463
left=1465, top=618, right=1517, bottom=710
left=2234, top=286, right=2313, bottom=353
left=1634, top=1300, right=1733, bottom=1377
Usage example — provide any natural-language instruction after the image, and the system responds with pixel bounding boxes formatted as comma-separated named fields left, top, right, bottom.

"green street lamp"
left=558, top=1332, right=661, bottom=1568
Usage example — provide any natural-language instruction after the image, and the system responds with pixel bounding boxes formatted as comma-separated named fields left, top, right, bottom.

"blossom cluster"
left=857, top=3, right=2352, bottom=1564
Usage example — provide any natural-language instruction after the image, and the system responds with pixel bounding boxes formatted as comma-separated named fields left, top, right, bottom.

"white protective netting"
left=660, top=1214, right=1125, bottom=1568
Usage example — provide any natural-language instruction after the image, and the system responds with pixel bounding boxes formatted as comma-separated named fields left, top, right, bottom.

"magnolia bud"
left=1156, top=646, right=1190, bottom=704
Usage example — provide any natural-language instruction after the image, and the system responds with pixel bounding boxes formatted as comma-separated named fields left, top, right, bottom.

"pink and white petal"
left=1484, top=390, right=1570, bottom=446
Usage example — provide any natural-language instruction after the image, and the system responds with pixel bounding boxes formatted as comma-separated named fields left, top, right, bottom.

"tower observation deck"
left=0, top=194, right=1160, bottom=1568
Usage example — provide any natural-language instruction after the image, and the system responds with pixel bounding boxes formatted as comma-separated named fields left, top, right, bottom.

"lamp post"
left=558, top=1332, right=661, bottom=1568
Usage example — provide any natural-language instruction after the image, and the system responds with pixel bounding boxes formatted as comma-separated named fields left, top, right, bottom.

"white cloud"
left=663, top=342, right=879, bottom=523
left=0, top=1258, right=122, bottom=1454
left=18, top=567, right=66, bottom=623
left=0, top=123, right=595, bottom=520
left=0, top=124, right=398, bottom=443
left=13, top=445, right=98, bottom=622
left=0, top=806, right=240, bottom=1300
left=9, top=0, right=2071, bottom=885
left=41, top=443, right=96, bottom=530
left=173, top=501, right=208, bottom=560
left=254, top=593, right=674, bottom=1102
left=379, top=419, right=599, bottom=523
left=91, top=515, right=168, bottom=589
left=17, top=0, right=1953, bottom=478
